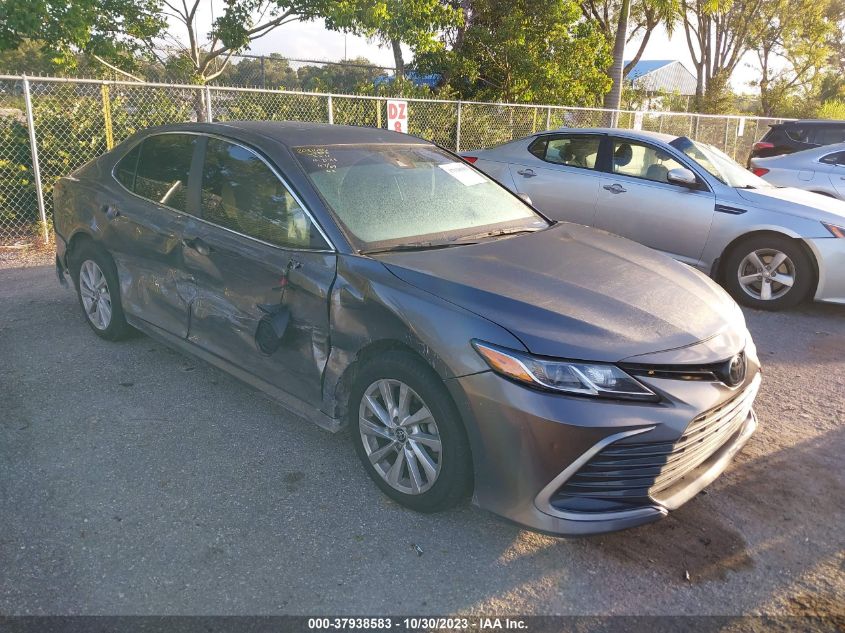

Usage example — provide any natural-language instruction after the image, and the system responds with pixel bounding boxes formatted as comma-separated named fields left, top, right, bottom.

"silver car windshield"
left=670, top=137, right=771, bottom=189
left=293, top=143, right=547, bottom=249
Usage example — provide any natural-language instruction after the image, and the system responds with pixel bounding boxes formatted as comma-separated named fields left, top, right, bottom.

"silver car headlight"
left=472, top=340, right=658, bottom=401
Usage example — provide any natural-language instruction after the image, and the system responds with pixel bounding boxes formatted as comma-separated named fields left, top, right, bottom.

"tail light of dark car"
left=751, top=141, right=775, bottom=153
left=751, top=167, right=770, bottom=177
left=462, top=156, right=478, bottom=164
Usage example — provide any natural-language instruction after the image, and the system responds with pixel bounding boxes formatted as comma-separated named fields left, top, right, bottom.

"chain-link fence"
left=0, top=75, right=788, bottom=244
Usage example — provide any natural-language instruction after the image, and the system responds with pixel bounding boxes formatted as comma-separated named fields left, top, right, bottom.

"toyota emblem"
left=727, top=352, right=747, bottom=386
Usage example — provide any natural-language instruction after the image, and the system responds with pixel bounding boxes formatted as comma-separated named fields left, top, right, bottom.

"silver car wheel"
left=358, top=378, right=443, bottom=495
left=737, top=248, right=795, bottom=301
left=79, top=259, right=112, bottom=330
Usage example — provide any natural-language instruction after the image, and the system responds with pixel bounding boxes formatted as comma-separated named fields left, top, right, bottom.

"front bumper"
left=806, top=237, right=845, bottom=304
left=447, top=366, right=760, bottom=537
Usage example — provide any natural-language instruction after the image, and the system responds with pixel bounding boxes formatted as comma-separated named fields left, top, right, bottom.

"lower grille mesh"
left=551, top=378, right=759, bottom=512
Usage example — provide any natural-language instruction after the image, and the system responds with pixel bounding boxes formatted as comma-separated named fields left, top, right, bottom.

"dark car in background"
left=749, top=119, right=845, bottom=163
left=53, top=121, right=760, bottom=536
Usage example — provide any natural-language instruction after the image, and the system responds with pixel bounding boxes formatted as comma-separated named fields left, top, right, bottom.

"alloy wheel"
left=737, top=248, right=796, bottom=302
left=358, top=378, right=443, bottom=495
left=79, top=259, right=113, bottom=330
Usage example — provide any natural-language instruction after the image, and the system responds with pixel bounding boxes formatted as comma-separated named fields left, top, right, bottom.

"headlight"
left=822, top=221, right=845, bottom=238
left=472, top=340, right=658, bottom=401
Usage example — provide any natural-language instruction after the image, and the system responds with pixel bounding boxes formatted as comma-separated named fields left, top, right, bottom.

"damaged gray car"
left=54, top=122, right=761, bottom=536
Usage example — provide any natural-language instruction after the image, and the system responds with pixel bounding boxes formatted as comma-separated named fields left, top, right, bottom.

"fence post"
left=205, top=85, right=213, bottom=122
left=22, top=76, right=49, bottom=244
left=546, top=107, right=552, bottom=130
left=376, top=99, right=382, bottom=128
left=455, top=101, right=462, bottom=152
left=101, top=83, right=114, bottom=150
left=327, top=95, right=334, bottom=125
left=694, top=115, right=700, bottom=139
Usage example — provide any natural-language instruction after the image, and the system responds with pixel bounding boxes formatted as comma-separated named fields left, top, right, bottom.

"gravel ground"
left=1, top=248, right=843, bottom=621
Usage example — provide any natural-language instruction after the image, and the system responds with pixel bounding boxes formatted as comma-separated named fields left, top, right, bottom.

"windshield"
left=293, top=143, right=547, bottom=250
left=669, top=136, right=771, bottom=189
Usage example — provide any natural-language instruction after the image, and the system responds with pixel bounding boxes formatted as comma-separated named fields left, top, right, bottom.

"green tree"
left=342, top=0, right=462, bottom=78
left=581, top=0, right=680, bottom=109
left=0, top=0, right=165, bottom=76
left=420, top=0, right=612, bottom=105
left=680, top=0, right=765, bottom=110
left=750, top=0, right=843, bottom=116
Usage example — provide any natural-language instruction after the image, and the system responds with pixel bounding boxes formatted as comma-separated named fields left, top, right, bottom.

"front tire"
left=349, top=351, right=472, bottom=513
left=71, top=242, right=132, bottom=340
left=723, top=235, right=813, bottom=310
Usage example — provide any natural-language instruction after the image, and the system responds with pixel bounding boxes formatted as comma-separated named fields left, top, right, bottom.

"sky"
left=171, top=6, right=760, bottom=94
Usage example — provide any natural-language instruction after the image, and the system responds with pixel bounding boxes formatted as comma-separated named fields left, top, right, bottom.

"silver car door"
left=593, top=137, right=716, bottom=266
left=506, top=134, right=604, bottom=226
left=817, top=151, right=845, bottom=197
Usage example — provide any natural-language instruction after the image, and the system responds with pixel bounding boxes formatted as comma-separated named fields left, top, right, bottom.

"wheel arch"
left=64, top=230, right=97, bottom=271
left=716, top=229, right=820, bottom=295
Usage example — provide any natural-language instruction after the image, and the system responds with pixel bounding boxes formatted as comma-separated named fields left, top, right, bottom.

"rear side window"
left=820, top=151, right=845, bottom=165
left=813, top=126, right=845, bottom=145
left=123, top=134, right=197, bottom=212
left=114, top=143, right=140, bottom=190
left=611, top=139, right=686, bottom=184
left=529, top=135, right=601, bottom=169
left=200, top=138, right=327, bottom=249
left=785, top=126, right=811, bottom=143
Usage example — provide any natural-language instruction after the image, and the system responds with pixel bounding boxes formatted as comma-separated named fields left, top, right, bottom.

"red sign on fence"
left=387, top=99, right=408, bottom=133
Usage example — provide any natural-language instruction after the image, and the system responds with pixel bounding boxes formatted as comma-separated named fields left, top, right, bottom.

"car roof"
left=773, top=120, right=845, bottom=127
left=547, top=127, right=677, bottom=142
left=135, top=120, right=430, bottom=147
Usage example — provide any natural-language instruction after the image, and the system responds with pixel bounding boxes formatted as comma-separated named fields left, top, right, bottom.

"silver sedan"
left=463, top=128, right=845, bottom=310
left=749, top=142, right=845, bottom=199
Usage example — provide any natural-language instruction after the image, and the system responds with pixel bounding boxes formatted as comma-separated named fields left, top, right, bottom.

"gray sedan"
left=464, top=129, right=845, bottom=310
left=749, top=141, right=845, bottom=199
left=54, top=121, right=759, bottom=536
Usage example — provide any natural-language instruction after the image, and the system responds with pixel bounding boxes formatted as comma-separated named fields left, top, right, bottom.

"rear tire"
left=349, top=351, right=473, bottom=513
left=70, top=242, right=132, bottom=340
left=723, top=235, right=813, bottom=310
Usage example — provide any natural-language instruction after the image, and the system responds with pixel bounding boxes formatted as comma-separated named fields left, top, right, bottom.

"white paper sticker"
left=438, top=162, right=487, bottom=186
left=387, top=99, right=408, bottom=133
left=737, top=117, right=746, bottom=137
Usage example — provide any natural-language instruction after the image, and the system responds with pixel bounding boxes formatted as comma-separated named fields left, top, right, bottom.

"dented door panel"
left=181, top=217, right=336, bottom=406
left=104, top=190, right=194, bottom=338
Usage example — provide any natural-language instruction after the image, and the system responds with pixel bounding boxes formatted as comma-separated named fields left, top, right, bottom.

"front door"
left=507, top=133, right=605, bottom=226
left=181, top=137, right=336, bottom=406
left=593, top=137, right=716, bottom=266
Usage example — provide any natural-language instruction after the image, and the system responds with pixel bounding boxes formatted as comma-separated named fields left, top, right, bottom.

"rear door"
left=593, top=137, right=716, bottom=266
left=506, top=133, right=606, bottom=226
left=181, top=136, right=336, bottom=406
left=108, top=133, right=200, bottom=337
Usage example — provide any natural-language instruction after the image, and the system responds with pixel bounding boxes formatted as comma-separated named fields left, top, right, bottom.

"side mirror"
left=517, top=192, right=533, bottom=206
left=666, top=167, right=698, bottom=188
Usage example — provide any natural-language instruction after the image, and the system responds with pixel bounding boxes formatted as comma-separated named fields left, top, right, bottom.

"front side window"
left=201, top=138, right=326, bottom=249
left=529, top=135, right=601, bottom=169
left=611, top=139, right=686, bottom=184
left=132, top=134, right=197, bottom=212
left=293, top=143, right=546, bottom=249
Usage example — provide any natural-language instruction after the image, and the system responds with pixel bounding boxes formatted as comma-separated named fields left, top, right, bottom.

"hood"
left=736, top=186, right=845, bottom=225
left=378, top=223, right=744, bottom=362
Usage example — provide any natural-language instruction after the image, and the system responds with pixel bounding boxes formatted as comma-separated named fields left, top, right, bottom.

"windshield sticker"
left=438, top=162, right=487, bottom=186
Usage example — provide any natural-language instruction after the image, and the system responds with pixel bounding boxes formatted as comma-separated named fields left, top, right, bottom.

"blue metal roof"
left=625, top=60, right=675, bottom=80
left=374, top=71, right=441, bottom=88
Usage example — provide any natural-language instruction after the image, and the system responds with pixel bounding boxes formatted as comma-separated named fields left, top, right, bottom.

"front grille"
left=550, top=378, right=758, bottom=512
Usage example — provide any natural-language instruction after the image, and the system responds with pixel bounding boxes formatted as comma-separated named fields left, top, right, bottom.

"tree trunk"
left=603, top=0, right=631, bottom=111
left=391, top=39, right=405, bottom=79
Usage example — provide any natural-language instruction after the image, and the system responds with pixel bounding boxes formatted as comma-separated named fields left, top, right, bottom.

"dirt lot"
left=1, top=246, right=843, bottom=622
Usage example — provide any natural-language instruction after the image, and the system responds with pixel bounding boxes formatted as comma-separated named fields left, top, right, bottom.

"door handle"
left=102, top=204, right=120, bottom=220
left=603, top=183, right=627, bottom=194
left=182, top=237, right=212, bottom=257
left=516, top=168, right=536, bottom=178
